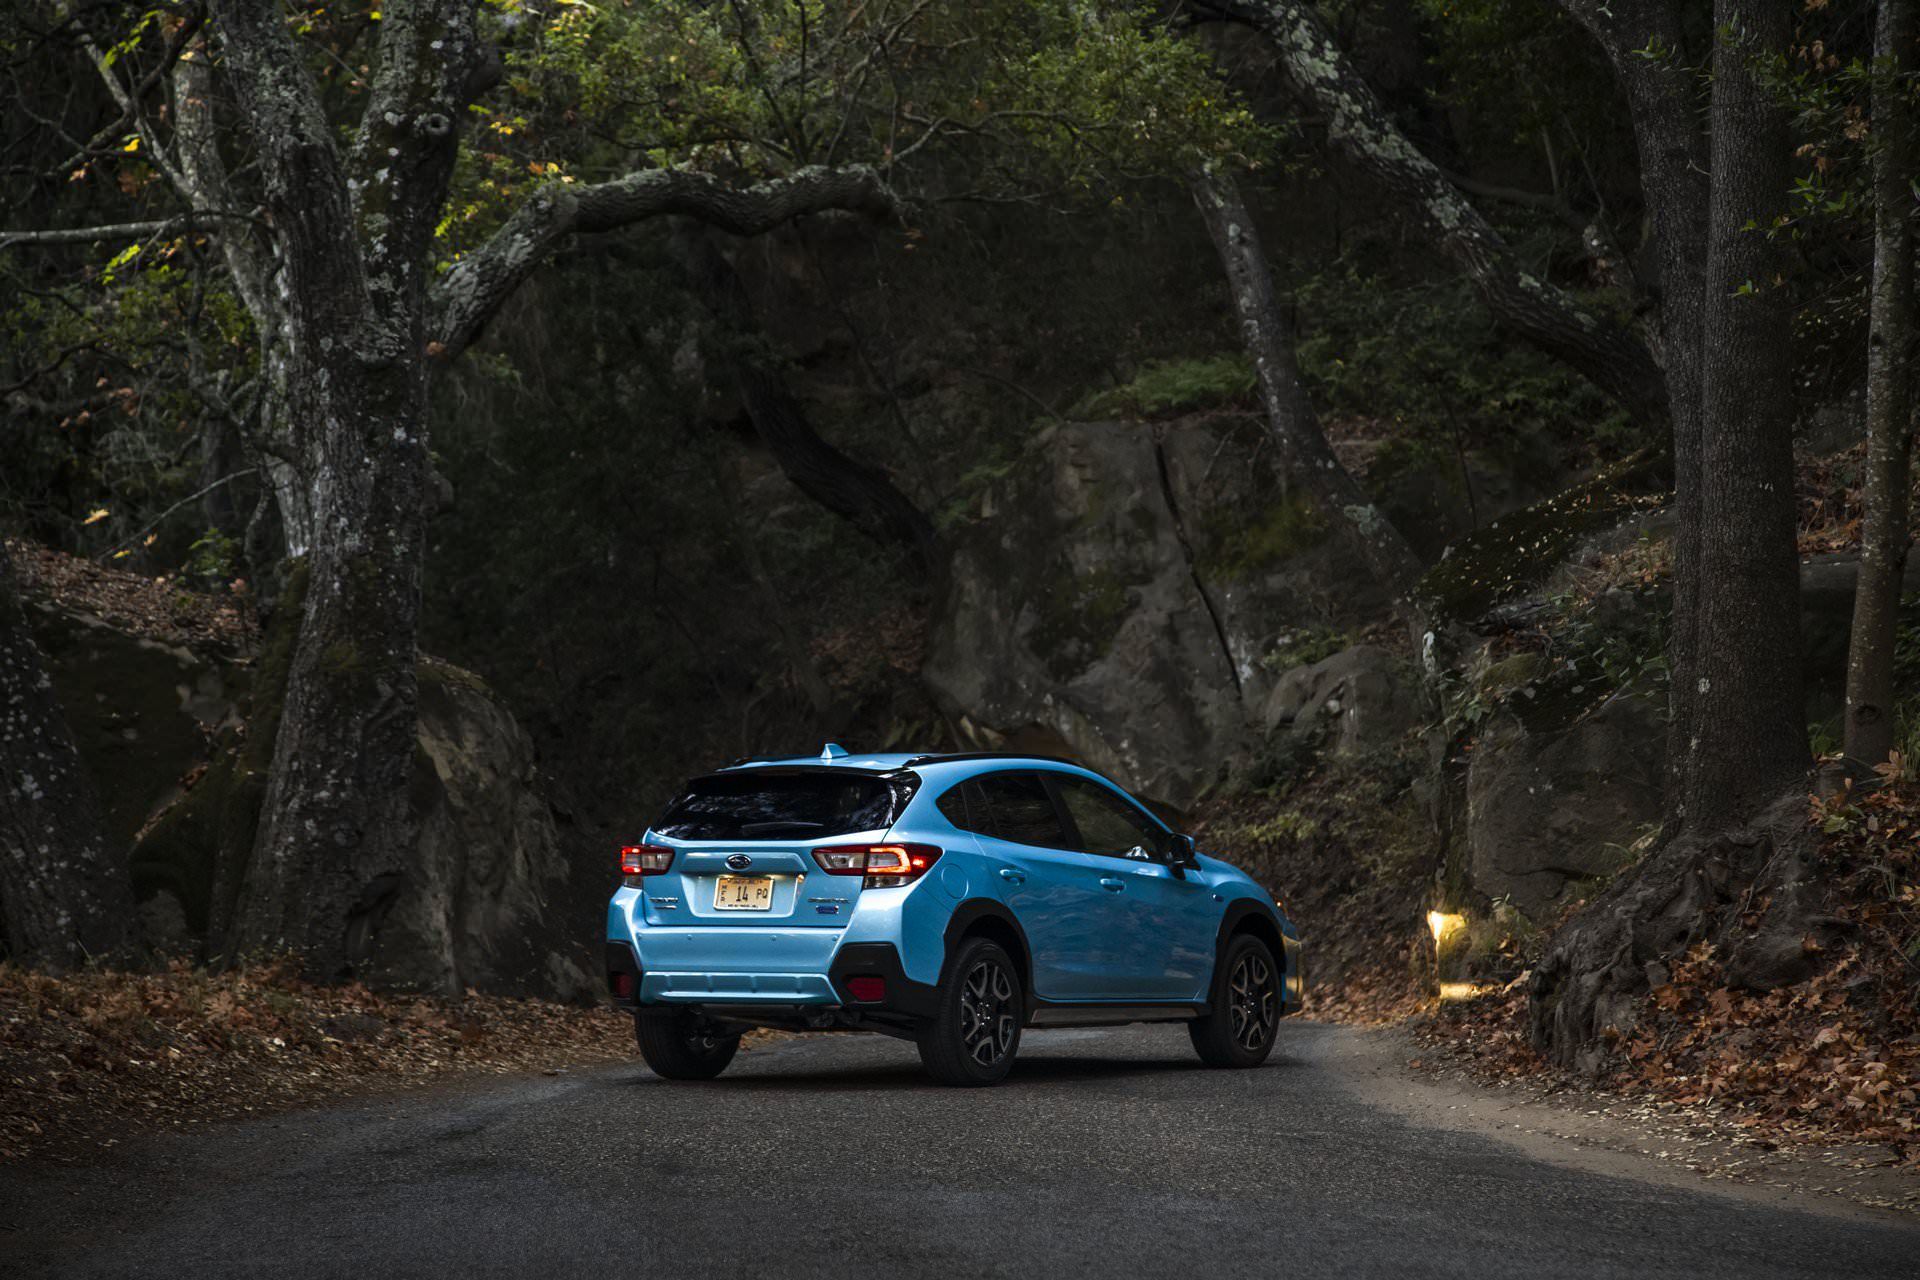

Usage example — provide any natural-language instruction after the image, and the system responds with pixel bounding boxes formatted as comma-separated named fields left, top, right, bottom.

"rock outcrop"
left=924, top=415, right=1391, bottom=809
left=21, top=568, right=590, bottom=1000
left=357, top=659, right=590, bottom=998
left=1464, top=690, right=1667, bottom=922
left=30, top=602, right=248, bottom=851
left=1261, top=644, right=1423, bottom=760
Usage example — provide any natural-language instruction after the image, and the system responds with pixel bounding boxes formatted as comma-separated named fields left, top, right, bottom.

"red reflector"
left=611, top=972, right=634, bottom=998
left=846, top=976, right=886, bottom=1002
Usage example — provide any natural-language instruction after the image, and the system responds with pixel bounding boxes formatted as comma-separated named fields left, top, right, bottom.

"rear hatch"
left=643, top=766, right=919, bottom=928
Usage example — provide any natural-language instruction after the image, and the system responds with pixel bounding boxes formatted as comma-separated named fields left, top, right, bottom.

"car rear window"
left=652, top=769, right=919, bottom=841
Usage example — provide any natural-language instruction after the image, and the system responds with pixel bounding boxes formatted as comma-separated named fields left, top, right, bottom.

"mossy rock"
left=29, top=606, right=251, bottom=851
left=1478, top=652, right=1547, bottom=700
left=1030, top=562, right=1138, bottom=683
left=1416, top=451, right=1667, bottom=623
left=1196, top=491, right=1328, bottom=580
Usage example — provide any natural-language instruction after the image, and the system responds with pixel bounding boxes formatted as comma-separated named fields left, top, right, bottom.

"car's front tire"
left=635, top=1010, right=741, bottom=1081
left=916, top=937, right=1023, bottom=1086
left=1188, top=933, right=1281, bottom=1069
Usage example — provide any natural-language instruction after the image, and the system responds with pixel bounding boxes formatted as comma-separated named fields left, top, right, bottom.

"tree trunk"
left=686, top=232, right=938, bottom=571
left=1844, top=0, right=1918, bottom=769
left=1682, top=0, right=1807, bottom=834
left=1556, top=1, right=1712, bottom=830
left=26, top=2, right=905, bottom=979
left=210, top=0, right=469, bottom=976
left=1191, top=169, right=1426, bottom=608
left=0, top=542, right=135, bottom=970
left=226, top=342, right=434, bottom=978
left=1530, top=0, right=1816, bottom=1071
left=1208, top=0, right=1670, bottom=429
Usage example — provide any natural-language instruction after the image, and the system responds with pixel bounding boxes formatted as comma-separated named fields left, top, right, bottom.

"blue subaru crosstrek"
left=605, top=746, right=1304, bottom=1085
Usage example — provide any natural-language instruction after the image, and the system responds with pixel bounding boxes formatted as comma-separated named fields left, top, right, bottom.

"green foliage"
left=1073, top=355, right=1254, bottom=419
left=935, top=453, right=1023, bottom=531
left=1198, top=492, right=1327, bottom=579
left=1413, top=0, right=1627, bottom=151
left=1227, top=808, right=1320, bottom=844
left=1893, top=593, right=1920, bottom=687
left=184, top=528, right=241, bottom=584
left=1235, top=728, right=1325, bottom=797
left=1432, top=553, right=1671, bottom=742
left=0, top=242, right=255, bottom=558
left=1296, top=263, right=1638, bottom=460
left=448, top=0, right=1273, bottom=260
left=1259, top=625, right=1352, bottom=674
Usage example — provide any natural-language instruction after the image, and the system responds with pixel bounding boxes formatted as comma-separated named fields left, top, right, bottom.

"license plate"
left=713, top=875, right=775, bottom=912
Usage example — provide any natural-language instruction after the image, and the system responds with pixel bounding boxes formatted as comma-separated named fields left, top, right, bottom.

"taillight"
left=811, top=843, right=943, bottom=888
left=619, top=844, right=674, bottom=882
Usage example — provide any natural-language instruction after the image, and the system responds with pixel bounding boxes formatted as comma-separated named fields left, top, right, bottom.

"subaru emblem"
left=726, top=854, right=752, bottom=870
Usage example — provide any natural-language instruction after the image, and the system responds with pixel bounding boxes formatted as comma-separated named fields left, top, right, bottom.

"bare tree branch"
left=0, top=210, right=254, bottom=249
left=95, top=468, right=260, bottom=562
left=45, top=6, right=204, bottom=182
left=430, top=164, right=901, bottom=361
left=1195, top=0, right=1670, bottom=428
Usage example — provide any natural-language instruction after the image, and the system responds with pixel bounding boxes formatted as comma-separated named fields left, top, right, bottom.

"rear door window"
left=1052, top=775, right=1171, bottom=860
left=972, top=771, right=1073, bottom=849
left=653, top=770, right=916, bottom=840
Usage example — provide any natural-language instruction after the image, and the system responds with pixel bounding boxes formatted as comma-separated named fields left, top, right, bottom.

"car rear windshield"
left=652, top=769, right=919, bottom=841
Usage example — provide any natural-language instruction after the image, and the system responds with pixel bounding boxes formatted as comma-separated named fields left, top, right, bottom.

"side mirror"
left=1170, top=833, right=1199, bottom=875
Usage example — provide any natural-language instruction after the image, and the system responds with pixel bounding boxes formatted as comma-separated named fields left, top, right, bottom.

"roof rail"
left=900, top=751, right=1082, bottom=768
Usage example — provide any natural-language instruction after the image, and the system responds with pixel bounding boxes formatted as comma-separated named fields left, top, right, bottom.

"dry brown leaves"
left=1796, top=442, right=1867, bottom=554
left=1305, top=965, right=1435, bottom=1027
left=0, top=958, right=635, bottom=1164
left=1410, top=779, right=1920, bottom=1166
left=7, top=539, right=255, bottom=651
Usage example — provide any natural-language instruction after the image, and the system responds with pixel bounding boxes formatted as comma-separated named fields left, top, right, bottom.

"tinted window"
left=974, top=771, right=1071, bottom=848
left=1054, top=776, right=1169, bottom=859
left=936, top=780, right=991, bottom=837
left=654, top=770, right=917, bottom=840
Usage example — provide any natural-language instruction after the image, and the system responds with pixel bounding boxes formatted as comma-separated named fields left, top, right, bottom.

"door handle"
left=998, top=868, right=1026, bottom=884
left=1099, top=877, right=1125, bottom=892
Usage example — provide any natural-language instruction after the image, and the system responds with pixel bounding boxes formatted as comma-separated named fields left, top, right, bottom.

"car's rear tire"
left=916, top=937, right=1023, bottom=1086
left=1188, top=933, right=1281, bottom=1069
left=635, top=1010, right=741, bottom=1081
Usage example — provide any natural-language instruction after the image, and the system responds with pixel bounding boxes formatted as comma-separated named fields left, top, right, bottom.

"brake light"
left=811, top=843, right=943, bottom=888
left=619, top=844, right=674, bottom=880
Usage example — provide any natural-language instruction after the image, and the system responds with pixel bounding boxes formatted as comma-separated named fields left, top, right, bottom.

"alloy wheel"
left=958, top=958, right=1017, bottom=1067
left=1228, top=951, right=1278, bottom=1053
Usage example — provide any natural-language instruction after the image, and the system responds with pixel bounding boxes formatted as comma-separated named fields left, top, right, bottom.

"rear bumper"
left=602, top=938, right=937, bottom=1025
left=607, top=880, right=948, bottom=1026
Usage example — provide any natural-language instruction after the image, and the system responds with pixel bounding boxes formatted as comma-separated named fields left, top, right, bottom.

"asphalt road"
left=4, top=1021, right=1915, bottom=1279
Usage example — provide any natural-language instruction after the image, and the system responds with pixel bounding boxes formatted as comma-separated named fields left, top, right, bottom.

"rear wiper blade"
left=738, top=820, right=826, bottom=835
